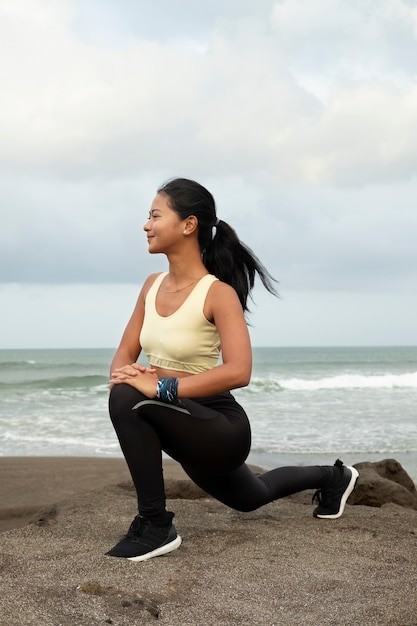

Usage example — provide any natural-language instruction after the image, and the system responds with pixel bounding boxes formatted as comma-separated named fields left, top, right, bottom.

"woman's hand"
left=109, top=364, right=158, bottom=397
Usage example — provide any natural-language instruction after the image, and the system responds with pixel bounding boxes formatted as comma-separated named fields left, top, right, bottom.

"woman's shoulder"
left=206, top=278, right=242, bottom=307
left=140, top=272, right=166, bottom=300
left=208, top=277, right=235, bottom=294
left=143, top=272, right=166, bottom=286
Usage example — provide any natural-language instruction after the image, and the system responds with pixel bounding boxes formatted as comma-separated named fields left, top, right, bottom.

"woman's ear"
left=183, top=215, right=198, bottom=235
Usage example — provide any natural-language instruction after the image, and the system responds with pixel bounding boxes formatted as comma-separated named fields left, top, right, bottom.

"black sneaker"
left=106, top=512, right=182, bottom=562
left=312, top=459, right=359, bottom=519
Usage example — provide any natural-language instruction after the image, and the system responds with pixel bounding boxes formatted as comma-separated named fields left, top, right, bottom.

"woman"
left=107, top=178, right=358, bottom=562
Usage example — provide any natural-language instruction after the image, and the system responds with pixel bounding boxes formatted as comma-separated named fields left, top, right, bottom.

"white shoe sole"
left=315, top=466, right=359, bottom=519
left=127, top=534, right=182, bottom=562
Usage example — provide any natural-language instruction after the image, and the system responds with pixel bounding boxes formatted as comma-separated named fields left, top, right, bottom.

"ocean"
left=1, top=346, right=416, bottom=480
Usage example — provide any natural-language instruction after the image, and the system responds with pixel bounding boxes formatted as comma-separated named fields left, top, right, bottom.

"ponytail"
left=203, top=219, right=278, bottom=312
left=157, top=177, right=278, bottom=312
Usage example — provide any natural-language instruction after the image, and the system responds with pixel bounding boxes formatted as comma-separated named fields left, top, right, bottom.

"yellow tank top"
left=140, top=272, right=221, bottom=374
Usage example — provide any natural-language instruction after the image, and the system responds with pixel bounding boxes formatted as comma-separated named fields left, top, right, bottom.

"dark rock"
left=349, top=459, right=417, bottom=510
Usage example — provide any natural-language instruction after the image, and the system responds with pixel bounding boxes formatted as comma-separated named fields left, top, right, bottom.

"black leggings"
left=109, top=384, right=331, bottom=519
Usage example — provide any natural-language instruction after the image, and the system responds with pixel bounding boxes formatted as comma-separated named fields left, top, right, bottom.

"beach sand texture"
left=1, top=457, right=417, bottom=626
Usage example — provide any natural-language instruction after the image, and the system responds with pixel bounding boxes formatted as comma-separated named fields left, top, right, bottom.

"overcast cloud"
left=1, top=0, right=417, bottom=348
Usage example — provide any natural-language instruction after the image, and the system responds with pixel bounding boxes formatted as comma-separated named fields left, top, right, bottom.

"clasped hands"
left=109, top=364, right=158, bottom=397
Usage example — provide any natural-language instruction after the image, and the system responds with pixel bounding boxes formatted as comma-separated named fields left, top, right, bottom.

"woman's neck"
left=166, top=252, right=207, bottom=282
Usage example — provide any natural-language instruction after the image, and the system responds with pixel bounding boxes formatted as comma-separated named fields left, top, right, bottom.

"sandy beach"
left=1, top=456, right=417, bottom=625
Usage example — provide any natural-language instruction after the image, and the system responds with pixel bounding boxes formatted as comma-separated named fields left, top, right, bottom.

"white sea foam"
left=248, top=371, right=417, bottom=392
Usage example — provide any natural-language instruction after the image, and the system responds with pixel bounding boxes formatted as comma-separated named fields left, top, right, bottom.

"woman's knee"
left=108, top=384, right=145, bottom=420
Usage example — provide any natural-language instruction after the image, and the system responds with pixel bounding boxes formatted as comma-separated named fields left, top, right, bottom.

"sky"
left=1, top=0, right=417, bottom=349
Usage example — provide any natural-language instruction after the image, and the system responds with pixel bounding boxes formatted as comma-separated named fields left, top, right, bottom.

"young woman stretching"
left=107, top=178, right=359, bottom=562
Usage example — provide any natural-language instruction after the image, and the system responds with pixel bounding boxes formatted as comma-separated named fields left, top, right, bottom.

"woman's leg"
left=109, top=384, right=168, bottom=522
left=109, top=385, right=335, bottom=514
left=108, top=386, right=251, bottom=520
left=182, top=463, right=329, bottom=512
left=108, top=385, right=357, bottom=561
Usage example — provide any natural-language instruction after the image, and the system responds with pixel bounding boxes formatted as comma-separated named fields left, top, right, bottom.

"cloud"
left=2, top=169, right=417, bottom=291
left=1, top=0, right=417, bottom=185
left=238, top=180, right=417, bottom=293
left=279, top=84, right=417, bottom=185
left=0, top=171, right=168, bottom=283
left=272, top=0, right=417, bottom=81
left=1, top=0, right=417, bottom=347
left=0, top=1, right=203, bottom=175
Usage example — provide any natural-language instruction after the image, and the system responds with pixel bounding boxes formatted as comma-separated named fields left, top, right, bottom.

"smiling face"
left=143, top=193, right=188, bottom=255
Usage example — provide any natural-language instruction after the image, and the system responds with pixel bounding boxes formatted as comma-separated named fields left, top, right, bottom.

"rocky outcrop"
left=165, top=458, right=417, bottom=511
left=116, top=459, right=417, bottom=510
left=349, top=458, right=417, bottom=510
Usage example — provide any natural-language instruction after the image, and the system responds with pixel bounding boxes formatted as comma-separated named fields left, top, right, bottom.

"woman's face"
left=143, top=193, right=186, bottom=254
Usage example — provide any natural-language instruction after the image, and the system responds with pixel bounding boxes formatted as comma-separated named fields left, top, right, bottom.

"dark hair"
left=157, top=177, right=278, bottom=312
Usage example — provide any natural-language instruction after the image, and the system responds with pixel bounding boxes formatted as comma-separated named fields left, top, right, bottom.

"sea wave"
left=0, top=360, right=37, bottom=369
left=247, top=371, right=417, bottom=392
left=0, top=374, right=108, bottom=391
